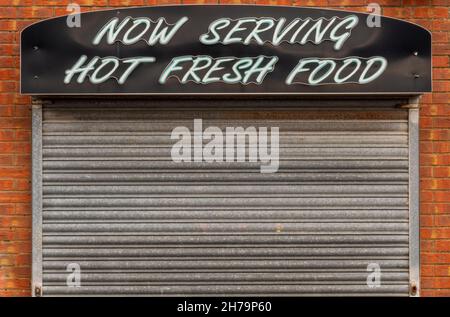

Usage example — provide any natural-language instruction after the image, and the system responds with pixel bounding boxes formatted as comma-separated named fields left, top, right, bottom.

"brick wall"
left=0, top=0, right=448, bottom=297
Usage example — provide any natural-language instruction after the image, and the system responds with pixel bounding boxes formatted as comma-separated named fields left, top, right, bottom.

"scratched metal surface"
left=38, top=99, right=410, bottom=296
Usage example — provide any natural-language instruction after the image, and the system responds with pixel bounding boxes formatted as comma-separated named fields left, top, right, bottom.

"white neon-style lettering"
left=300, top=17, right=337, bottom=45
left=285, top=59, right=317, bottom=85
left=272, top=18, right=299, bottom=45
left=159, top=56, right=192, bottom=84
left=223, top=18, right=256, bottom=45
left=90, top=58, right=119, bottom=84
left=334, top=58, right=361, bottom=83
left=358, top=57, right=387, bottom=84
left=329, top=15, right=359, bottom=50
left=122, top=18, right=151, bottom=45
left=159, top=55, right=277, bottom=85
left=223, top=58, right=253, bottom=83
left=203, top=58, right=235, bottom=84
left=181, top=56, right=212, bottom=83
left=286, top=56, right=387, bottom=85
left=308, top=60, right=336, bottom=85
left=92, top=17, right=131, bottom=45
left=199, top=16, right=358, bottom=50
left=243, top=56, right=278, bottom=83
left=148, top=17, right=188, bottom=45
left=244, top=19, right=275, bottom=45
left=199, top=19, right=231, bottom=45
left=64, top=56, right=155, bottom=84
left=119, top=57, right=156, bottom=84
left=93, top=16, right=188, bottom=46
left=64, top=55, right=99, bottom=84
left=289, top=19, right=310, bottom=43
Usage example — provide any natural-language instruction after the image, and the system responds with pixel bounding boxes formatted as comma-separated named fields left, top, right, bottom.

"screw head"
left=410, top=284, right=418, bottom=296
left=413, top=51, right=418, bottom=56
left=34, top=286, right=42, bottom=296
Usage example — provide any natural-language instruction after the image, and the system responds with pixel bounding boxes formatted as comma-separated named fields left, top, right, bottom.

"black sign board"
left=21, top=5, right=431, bottom=95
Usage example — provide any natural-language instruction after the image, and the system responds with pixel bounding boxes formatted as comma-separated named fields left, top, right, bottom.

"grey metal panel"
left=43, top=121, right=408, bottom=133
left=43, top=234, right=409, bottom=245
left=39, top=99, right=411, bottom=296
left=43, top=285, right=409, bottom=296
left=43, top=259, right=409, bottom=270
left=32, top=103, right=43, bottom=297
left=44, top=272, right=409, bottom=283
left=408, top=99, right=420, bottom=296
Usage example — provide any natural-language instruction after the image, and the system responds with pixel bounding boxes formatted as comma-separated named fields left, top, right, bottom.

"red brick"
left=433, top=265, right=450, bottom=276
left=421, top=264, right=435, bottom=276
left=0, top=57, right=17, bottom=68
left=0, top=229, right=31, bottom=241
left=433, top=68, right=450, bottom=79
left=422, top=228, right=450, bottom=239
left=0, top=216, right=31, bottom=228
left=0, top=21, right=17, bottom=31
left=404, top=0, right=431, bottom=5
left=14, top=130, right=30, bottom=141
left=422, top=179, right=450, bottom=190
left=383, top=7, right=413, bottom=18
left=422, top=202, right=450, bottom=214
left=0, top=267, right=30, bottom=280
left=422, top=277, right=450, bottom=288
left=421, top=141, right=433, bottom=153
left=432, top=93, right=450, bottom=103
left=109, top=0, right=146, bottom=5
left=0, top=278, right=30, bottom=289
left=422, top=252, right=450, bottom=264
left=0, top=241, right=31, bottom=254
left=0, top=289, right=30, bottom=296
left=420, top=103, right=450, bottom=116
left=16, top=7, right=54, bottom=19
left=13, top=180, right=30, bottom=191
left=434, top=80, right=450, bottom=92
left=433, top=142, right=450, bottom=152
left=0, top=167, right=30, bottom=178
left=421, top=154, right=450, bottom=166
left=0, top=69, right=19, bottom=81
left=14, top=204, right=30, bottom=214
left=431, top=0, right=449, bottom=5
left=436, top=216, right=450, bottom=226
left=420, top=117, right=433, bottom=128
left=433, top=167, right=450, bottom=178
left=421, top=129, right=450, bottom=141
left=434, top=191, right=450, bottom=202
left=433, top=55, right=449, bottom=67
left=414, top=7, right=449, bottom=18
left=435, top=240, right=450, bottom=251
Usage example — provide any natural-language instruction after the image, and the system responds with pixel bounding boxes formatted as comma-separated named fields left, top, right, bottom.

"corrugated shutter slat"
left=41, top=100, right=410, bottom=296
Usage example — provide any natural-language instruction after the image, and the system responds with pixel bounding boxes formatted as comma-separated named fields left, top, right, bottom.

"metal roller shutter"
left=34, top=98, right=414, bottom=296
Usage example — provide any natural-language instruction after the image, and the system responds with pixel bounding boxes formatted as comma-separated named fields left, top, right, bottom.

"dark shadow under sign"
left=21, top=5, right=432, bottom=95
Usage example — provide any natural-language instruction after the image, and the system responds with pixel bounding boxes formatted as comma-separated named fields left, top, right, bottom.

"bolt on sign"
left=20, top=5, right=431, bottom=95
